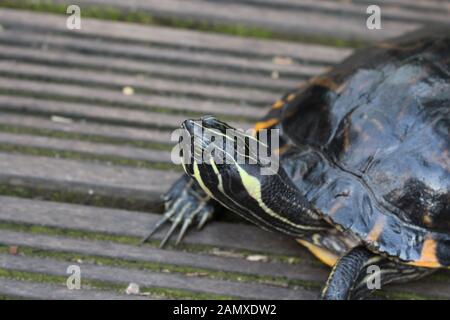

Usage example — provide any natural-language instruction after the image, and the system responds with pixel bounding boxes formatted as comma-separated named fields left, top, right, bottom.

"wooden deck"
left=0, top=2, right=449, bottom=299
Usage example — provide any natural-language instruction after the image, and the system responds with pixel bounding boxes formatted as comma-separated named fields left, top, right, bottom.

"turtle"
left=141, top=27, right=450, bottom=300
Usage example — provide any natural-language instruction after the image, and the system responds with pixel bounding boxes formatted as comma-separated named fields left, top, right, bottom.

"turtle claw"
left=141, top=176, right=216, bottom=248
left=159, top=214, right=183, bottom=248
left=176, top=215, right=194, bottom=245
left=140, top=214, right=171, bottom=245
left=197, top=208, right=213, bottom=230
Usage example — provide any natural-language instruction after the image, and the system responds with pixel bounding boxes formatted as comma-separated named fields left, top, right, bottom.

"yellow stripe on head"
left=236, top=164, right=318, bottom=231
left=180, top=158, right=187, bottom=174
left=193, top=161, right=214, bottom=198
left=209, top=158, right=225, bottom=194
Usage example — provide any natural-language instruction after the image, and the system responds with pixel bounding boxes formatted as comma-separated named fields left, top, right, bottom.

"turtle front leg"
left=321, top=246, right=434, bottom=300
left=141, top=174, right=219, bottom=247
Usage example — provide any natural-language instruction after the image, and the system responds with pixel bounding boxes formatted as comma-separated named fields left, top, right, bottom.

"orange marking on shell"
left=423, top=210, right=433, bottom=227
left=274, top=144, right=290, bottom=156
left=272, top=100, right=284, bottom=109
left=309, top=76, right=339, bottom=91
left=410, top=237, right=440, bottom=268
left=366, top=216, right=385, bottom=243
left=254, top=118, right=279, bottom=132
left=286, top=93, right=296, bottom=102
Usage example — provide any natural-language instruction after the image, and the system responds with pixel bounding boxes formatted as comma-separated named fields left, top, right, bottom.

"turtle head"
left=180, top=115, right=236, bottom=176
left=177, top=116, right=323, bottom=236
left=179, top=115, right=264, bottom=186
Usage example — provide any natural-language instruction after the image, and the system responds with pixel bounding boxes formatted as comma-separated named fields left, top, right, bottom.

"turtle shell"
left=280, top=27, right=450, bottom=267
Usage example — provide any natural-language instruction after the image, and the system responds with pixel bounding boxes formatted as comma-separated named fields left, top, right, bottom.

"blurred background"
left=0, top=0, right=448, bottom=300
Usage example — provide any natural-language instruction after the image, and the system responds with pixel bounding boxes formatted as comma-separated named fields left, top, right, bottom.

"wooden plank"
left=0, top=30, right=325, bottom=78
left=0, top=254, right=319, bottom=299
left=0, top=196, right=306, bottom=256
left=0, top=95, right=253, bottom=132
left=0, top=230, right=328, bottom=283
left=46, top=0, right=420, bottom=42
left=352, top=0, right=450, bottom=14
left=0, top=8, right=350, bottom=63
left=0, top=279, right=153, bottom=300
left=211, top=0, right=450, bottom=24
left=0, top=96, right=200, bottom=131
left=1, top=230, right=448, bottom=299
left=0, top=132, right=172, bottom=164
left=0, top=113, right=174, bottom=145
left=0, top=77, right=265, bottom=120
left=0, top=153, right=178, bottom=200
left=0, top=112, right=245, bottom=151
left=0, top=60, right=279, bottom=106
left=0, top=44, right=300, bottom=92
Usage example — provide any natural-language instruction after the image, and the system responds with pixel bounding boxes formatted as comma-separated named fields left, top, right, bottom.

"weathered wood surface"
left=0, top=229, right=326, bottom=282
left=0, top=77, right=264, bottom=120
left=0, top=254, right=320, bottom=299
left=0, top=152, right=178, bottom=201
left=0, top=8, right=350, bottom=63
left=0, top=279, right=155, bottom=300
left=35, top=0, right=450, bottom=41
left=0, top=132, right=172, bottom=164
left=0, top=196, right=305, bottom=256
left=0, top=7, right=448, bottom=300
